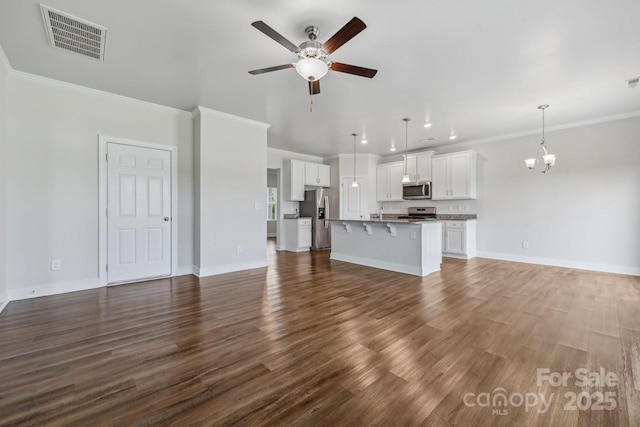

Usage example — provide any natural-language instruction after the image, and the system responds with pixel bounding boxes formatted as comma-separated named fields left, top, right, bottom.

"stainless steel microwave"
left=402, top=181, right=431, bottom=200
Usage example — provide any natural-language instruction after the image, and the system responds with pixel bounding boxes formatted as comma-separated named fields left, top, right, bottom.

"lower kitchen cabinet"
left=283, top=218, right=312, bottom=252
left=443, top=220, right=477, bottom=259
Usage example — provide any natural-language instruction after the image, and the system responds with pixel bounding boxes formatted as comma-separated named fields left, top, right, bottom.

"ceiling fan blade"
left=251, top=21, right=300, bottom=53
left=322, top=17, right=367, bottom=54
left=309, top=80, right=320, bottom=95
left=248, top=64, right=294, bottom=75
left=330, top=62, right=377, bottom=78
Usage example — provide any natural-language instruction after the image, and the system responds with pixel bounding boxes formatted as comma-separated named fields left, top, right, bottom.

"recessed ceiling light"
left=449, top=135, right=457, bottom=140
left=390, top=147, right=396, bottom=152
left=361, top=138, right=368, bottom=144
left=423, top=122, right=432, bottom=128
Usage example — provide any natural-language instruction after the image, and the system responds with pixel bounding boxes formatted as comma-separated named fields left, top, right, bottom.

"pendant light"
left=401, top=118, right=411, bottom=183
left=525, top=104, right=556, bottom=174
left=351, top=133, right=359, bottom=188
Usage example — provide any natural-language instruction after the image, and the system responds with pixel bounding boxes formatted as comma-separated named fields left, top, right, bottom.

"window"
left=266, top=187, right=277, bottom=221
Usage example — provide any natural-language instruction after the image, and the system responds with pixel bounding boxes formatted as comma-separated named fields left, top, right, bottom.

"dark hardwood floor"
left=1, top=239, right=639, bottom=426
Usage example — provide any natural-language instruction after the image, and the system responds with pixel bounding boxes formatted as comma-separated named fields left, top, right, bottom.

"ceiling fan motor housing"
left=296, top=40, right=330, bottom=81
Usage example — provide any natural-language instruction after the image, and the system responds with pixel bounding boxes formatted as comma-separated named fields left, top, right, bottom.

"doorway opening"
left=267, top=168, right=279, bottom=241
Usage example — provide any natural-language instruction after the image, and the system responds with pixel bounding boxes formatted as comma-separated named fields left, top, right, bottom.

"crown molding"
left=10, top=70, right=193, bottom=119
left=439, top=109, right=640, bottom=150
left=0, top=44, right=12, bottom=73
left=194, top=106, right=270, bottom=129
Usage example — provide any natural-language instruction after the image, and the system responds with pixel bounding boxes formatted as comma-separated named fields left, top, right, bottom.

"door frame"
left=98, top=135, right=178, bottom=286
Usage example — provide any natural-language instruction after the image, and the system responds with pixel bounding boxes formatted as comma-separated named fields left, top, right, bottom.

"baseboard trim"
left=0, top=290, right=9, bottom=314
left=477, top=251, right=640, bottom=276
left=194, top=259, right=269, bottom=278
left=6, top=268, right=199, bottom=303
left=9, top=278, right=102, bottom=301
left=330, top=253, right=440, bottom=277
left=175, top=265, right=195, bottom=276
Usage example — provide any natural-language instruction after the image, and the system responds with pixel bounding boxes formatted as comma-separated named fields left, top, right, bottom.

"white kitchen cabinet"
left=376, top=162, right=404, bottom=201
left=287, top=159, right=306, bottom=201
left=286, top=160, right=330, bottom=201
left=443, top=220, right=477, bottom=259
left=304, top=162, right=331, bottom=187
left=431, top=151, right=477, bottom=200
left=405, top=151, right=434, bottom=182
left=283, top=217, right=312, bottom=252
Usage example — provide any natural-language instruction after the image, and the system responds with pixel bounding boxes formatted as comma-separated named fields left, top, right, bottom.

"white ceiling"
left=1, top=0, right=639, bottom=157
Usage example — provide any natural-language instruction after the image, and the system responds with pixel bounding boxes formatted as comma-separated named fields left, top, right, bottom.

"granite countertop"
left=329, top=218, right=442, bottom=224
left=329, top=214, right=477, bottom=224
left=433, top=214, right=477, bottom=220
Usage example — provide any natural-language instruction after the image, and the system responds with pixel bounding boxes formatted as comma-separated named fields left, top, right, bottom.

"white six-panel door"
left=107, top=143, right=171, bottom=283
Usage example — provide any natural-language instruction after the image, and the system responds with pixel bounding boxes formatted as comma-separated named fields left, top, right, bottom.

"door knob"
left=164, top=217, right=170, bottom=221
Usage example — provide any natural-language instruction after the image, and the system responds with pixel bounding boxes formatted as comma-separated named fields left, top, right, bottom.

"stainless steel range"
left=397, top=206, right=437, bottom=220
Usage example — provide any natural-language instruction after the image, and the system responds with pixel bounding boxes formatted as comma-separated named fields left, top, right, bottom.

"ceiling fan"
left=248, top=17, right=378, bottom=97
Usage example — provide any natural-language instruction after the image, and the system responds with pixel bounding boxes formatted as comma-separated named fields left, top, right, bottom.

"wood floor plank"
left=0, top=239, right=638, bottom=426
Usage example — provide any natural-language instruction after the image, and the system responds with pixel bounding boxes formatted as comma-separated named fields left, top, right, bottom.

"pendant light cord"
left=403, top=118, right=411, bottom=175
left=541, top=107, right=545, bottom=145
left=352, top=133, right=358, bottom=185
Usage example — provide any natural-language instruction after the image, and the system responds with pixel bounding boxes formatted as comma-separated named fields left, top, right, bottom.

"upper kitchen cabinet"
left=405, top=151, right=434, bottom=182
left=305, top=162, right=331, bottom=187
left=287, top=159, right=306, bottom=201
left=286, top=159, right=331, bottom=201
left=431, top=151, right=477, bottom=200
left=376, top=162, right=404, bottom=201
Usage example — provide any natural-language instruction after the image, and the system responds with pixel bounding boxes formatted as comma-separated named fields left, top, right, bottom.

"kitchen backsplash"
left=376, top=199, right=478, bottom=215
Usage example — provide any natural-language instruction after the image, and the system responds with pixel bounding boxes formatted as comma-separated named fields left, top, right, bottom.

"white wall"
left=0, top=47, right=9, bottom=311
left=194, top=107, right=269, bottom=276
left=378, top=116, right=640, bottom=275
left=6, top=73, right=194, bottom=298
left=266, top=147, right=323, bottom=249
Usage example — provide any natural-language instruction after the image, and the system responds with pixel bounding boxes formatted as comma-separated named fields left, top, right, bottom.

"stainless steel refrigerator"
left=300, top=188, right=336, bottom=250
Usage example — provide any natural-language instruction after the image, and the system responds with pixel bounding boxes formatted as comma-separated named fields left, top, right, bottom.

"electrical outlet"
left=236, top=245, right=243, bottom=254
left=51, top=259, right=61, bottom=271
left=410, top=231, right=417, bottom=240
left=522, top=241, right=529, bottom=249
left=465, top=205, right=470, bottom=212
left=254, top=202, right=262, bottom=210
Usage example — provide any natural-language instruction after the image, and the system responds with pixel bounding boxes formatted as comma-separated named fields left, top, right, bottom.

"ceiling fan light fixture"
left=295, top=58, right=329, bottom=81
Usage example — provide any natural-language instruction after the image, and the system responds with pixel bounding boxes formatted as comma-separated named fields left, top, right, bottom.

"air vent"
left=40, top=5, right=107, bottom=61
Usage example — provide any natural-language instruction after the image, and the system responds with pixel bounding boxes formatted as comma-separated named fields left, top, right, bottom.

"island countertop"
left=329, top=214, right=477, bottom=224
left=329, top=218, right=441, bottom=224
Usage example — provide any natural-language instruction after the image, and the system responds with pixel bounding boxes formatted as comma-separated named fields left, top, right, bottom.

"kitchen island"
left=330, top=219, right=442, bottom=276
